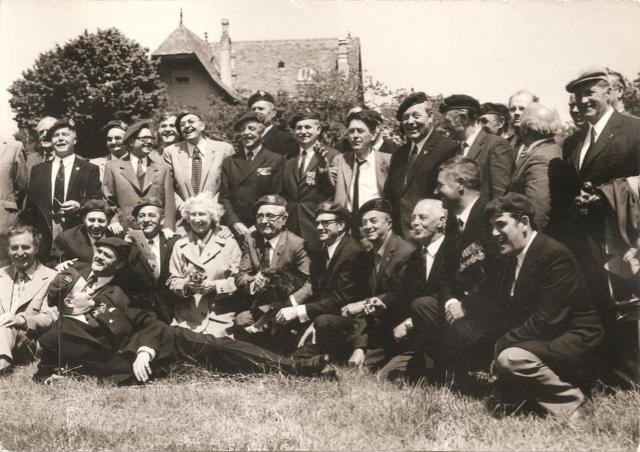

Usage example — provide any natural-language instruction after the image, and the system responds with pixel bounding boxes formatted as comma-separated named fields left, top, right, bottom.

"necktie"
left=457, top=216, right=465, bottom=233
left=422, top=246, right=431, bottom=281
left=260, top=241, right=271, bottom=270
left=83, top=273, right=98, bottom=293
left=323, top=246, right=331, bottom=269
left=136, top=158, right=145, bottom=190
left=191, top=147, right=202, bottom=194
left=148, top=239, right=160, bottom=280
left=352, top=159, right=365, bottom=211
left=246, top=149, right=254, bottom=162
left=408, top=144, right=419, bottom=164
left=54, top=160, right=65, bottom=206
left=579, top=128, right=597, bottom=170
left=298, top=150, right=307, bottom=180
left=14, top=271, right=26, bottom=303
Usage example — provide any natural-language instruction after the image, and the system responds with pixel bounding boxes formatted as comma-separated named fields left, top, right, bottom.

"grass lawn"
left=0, top=363, right=637, bottom=451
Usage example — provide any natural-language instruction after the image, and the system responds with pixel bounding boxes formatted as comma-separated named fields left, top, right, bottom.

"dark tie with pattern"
left=191, top=147, right=202, bottom=194
left=260, top=241, right=271, bottom=270
left=53, top=160, right=65, bottom=207
left=352, top=159, right=365, bottom=211
left=136, top=158, right=145, bottom=190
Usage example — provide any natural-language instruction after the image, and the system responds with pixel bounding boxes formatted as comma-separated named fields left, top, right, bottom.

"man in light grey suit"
left=0, top=136, right=28, bottom=266
left=162, top=111, right=235, bottom=209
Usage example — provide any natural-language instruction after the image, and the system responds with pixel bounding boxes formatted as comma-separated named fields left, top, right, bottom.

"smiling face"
left=83, top=211, right=108, bottom=240
left=51, top=127, right=76, bottom=158
left=8, top=231, right=37, bottom=272
left=131, top=127, right=154, bottom=158
left=360, top=210, right=392, bottom=244
left=409, top=201, right=445, bottom=244
left=159, top=116, right=178, bottom=144
left=294, top=119, right=322, bottom=148
left=315, top=213, right=345, bottom=246
left=91, top=245, right=123, bottom=276
left=347, top=119, right=375, bottom=153
left=251, top=101, right=277, bottom=125
left=240, top=121, right=265, bottom=150
left=401, top=102, right=433, bottom=143
left=179, top=114, right=205, bottom=142
left=187, top=202, right=213, bottom=237
left=490, top=212, right=529, bottom=256
left=136, top=205, right=164, bottom=239
left=106, top=127, right=126, bottom=158
left=256, top=204, right=287, bottom=239
left=435, top=171, right=461, bottom=207
left=575, top=81, right=611, bottom=125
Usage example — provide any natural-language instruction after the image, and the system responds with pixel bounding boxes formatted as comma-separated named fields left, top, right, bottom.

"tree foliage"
left=9, top=28, right=167, bottom=157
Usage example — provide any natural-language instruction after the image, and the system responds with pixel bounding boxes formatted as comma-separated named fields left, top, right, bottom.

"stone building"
left=152, top=18, right=362, bottom=112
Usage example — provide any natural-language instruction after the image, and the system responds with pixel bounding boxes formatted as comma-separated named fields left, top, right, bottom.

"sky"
left=1, top=0, right=639, bottom=135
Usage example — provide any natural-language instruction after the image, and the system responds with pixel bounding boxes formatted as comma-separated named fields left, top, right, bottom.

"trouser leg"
left=495, top=347, right=585, bottom=417
left=314, top=314, right=356, bottom=361
left=0, top=326, right=18, bottom=370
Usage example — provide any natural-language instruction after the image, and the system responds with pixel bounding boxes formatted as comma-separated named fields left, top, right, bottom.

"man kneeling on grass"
left=34, top=238, right=330, bottom=385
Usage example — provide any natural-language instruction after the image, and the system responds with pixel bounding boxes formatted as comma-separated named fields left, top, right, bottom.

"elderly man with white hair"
left=505, top=103, right=563, bottom=231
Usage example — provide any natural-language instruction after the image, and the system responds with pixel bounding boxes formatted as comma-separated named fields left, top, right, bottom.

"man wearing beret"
left=103, top=121, right=176, bottom=232
left=440, top=94, right=514, bottom=202
left=486, top=193, right=603, bottom=418
left=248, top=90, right=298, bottom=159
left=384, top=92, right=459, bottom=238
left=561, top=67, right=640, bottom=389
left=219, top=112, right=285, bottom=238
left=0, top=134, right=28, bottom=266
left=478, top=103, right=511, bottom=139
left=162, top=111, right=235, bottom=209
left=89, top=120, right=128, bottom=181
left=281, top=110, right=339, bottom=253
left=23, top=118, right=103, bottom=258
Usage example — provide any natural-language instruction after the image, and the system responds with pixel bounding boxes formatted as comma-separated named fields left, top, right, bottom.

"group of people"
left=0, top=66, right=638, bottom=420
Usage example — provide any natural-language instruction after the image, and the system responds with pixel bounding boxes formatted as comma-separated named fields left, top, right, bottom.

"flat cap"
left=479, top=102, right=510, bottom=120
left=80, top=199, right=114, bottom=219
left=254, top=194, right=287, bottom=214
left=45, top=118, right=76, bottom=141
left=314, top=201, right=351, bottom=224
left=102, top=120, right=128, bottom=135
left=289, top=110, right=322, bottom=129
left=95, top=237, right=131, bottom=261
left=484, top=192, right=536, bottom=221
left=565, top=67, right=610, bottom=93
left=132, top=197, right=164, bottom=218
left=233, top=111, right=266, bottom=131
left=248, top=90, right=275, bottom=107
left=122, top=121, right=152, bottom=144
left=47, top=267, right=82, bottom=307
left=396, top=92, right=428, bottom=121
left=439, top=95, right=480, bottom=114
left=175, top=110, right=204, bottom=138
left=358, top=198, right=392, bottom=217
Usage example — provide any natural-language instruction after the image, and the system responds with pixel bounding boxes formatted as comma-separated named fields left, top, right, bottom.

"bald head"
left=508, top=90, right=539, bottom=129
left=409, top=198, right=447, bottom=245
left=520, top=103, right=561, bottom=140
left=36, top=116, right=57, bottom=148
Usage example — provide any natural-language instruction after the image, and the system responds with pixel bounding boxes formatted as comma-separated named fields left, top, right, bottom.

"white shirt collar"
left=129, top=153, right=147, bottom=167
left=87, top=272, right=115, bottom=291
left=590, top=106, right=615, bottom=139
left=187, top=137, right=208, bottom=155
left=424, top=234, right=445, bottom=257
left=410, top=130, right=431, bottom=153
left=457, top=196, right=480, bottom=229
left=355, top=149, right=376, bottom=165
left=245, top=145, right=262, bottom=158
left=326, top=233, right=345, bottom=260
left=262, top=124, right=274, bottom=137
left=515, top=231, right=538, bottom=275
left=465, top=126, right=482, bottom=148
left=54, top=153, right=76, bottom=166
left=266, top=232, right=282, bottom=250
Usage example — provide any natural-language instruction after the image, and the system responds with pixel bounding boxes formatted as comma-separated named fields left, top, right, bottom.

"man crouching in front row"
left=34, top=238, right=330, bottom=385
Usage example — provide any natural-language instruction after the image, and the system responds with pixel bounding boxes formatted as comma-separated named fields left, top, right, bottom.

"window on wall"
left=278, top=61, right=285, bottom=68
left=172, top=69, right=192, bottom=86
left=297, top=67, right=317, bottom=82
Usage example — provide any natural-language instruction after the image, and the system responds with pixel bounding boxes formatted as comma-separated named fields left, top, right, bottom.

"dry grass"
left=0, top=363, right=638, bottom=451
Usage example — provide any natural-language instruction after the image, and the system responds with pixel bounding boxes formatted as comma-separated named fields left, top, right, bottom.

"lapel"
left=512, top=234, right=544, bottom=303
left=403, top=133, right=438, bottom=190
left=374, top=151, right=386, bottom=193
left=176, top=143, right=194, bottom=197
left=466, top=129, right=486, bottom=161
left=198, top=235, right=224, bottom=266
left=342, top=152, right=355, bottom=195
left=13, top=264, right=54, bottom=313
left=117, top=155, right=142, bottom=193
left=142, top=156, right=160, bottom=193
left=0, top=268, right=14, bottom=314
left=571, top=130, right=589, bottom=173
left=0, top=139, right=10, bottom=160
left=270, top=231, right=288, bottom=268
left=66, top=157, right=82, bottom=200
left=375, top=233, right=397, bottom=288
left=237, top=149, right=269, bottom=185
left=43, top=161, right=53, bottom=204
left=581, top=112, right=622, bottom=173
left=427, top=237, right=449, bottom=283
left=513, top=138, right=553, bottom=177
left=324, top=235, right=349, bottom=282
left=62, top=316, right=113, bottom=350
left=159, top=233, right=170, bottom=268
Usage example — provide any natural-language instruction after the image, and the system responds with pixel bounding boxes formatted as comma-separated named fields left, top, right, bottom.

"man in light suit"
left=162, top=110, right=235, bottom=209
left=0, top=225, right=57, bottom=373
left=103, top=121, right=176, bottom=231
left=331, top=110, right=390, bottom=218
left=0, top=136, right=28, bottom=266
left=440, top=94, right=514, bottom=202
left=384, top=92, right=459, bottom=238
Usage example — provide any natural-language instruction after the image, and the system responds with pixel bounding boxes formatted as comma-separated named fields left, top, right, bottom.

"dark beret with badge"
left=358, top=198, right=392, bottom=218
left=396, top=92, right=428, bottom=121
left=122, top=121, right=152, bottom=145
left=45, top=118, right=76, bottom=142
left=289, top=110, right=323, bottom=129
left=253, top=194, right=288, bottom=214
left=233, top=111, right=266, bottom=131
left=131, top=197, right=165, bottom=218
left=439, top=94, right=480, bottom=115
left=102, top=120, right=128, bottom=135
left=479, top=102, right=510, bottom=121
left=565, top=66, right=610, bottom=93
left=248, top=90, right=275, bottom=107
left=314, top=201, right=351, bottom=224
left=80, top=199, right=115, bottom=220
left=484, top=192, right=536, bottom=221
left=47, top=266, right=82, bottom=306
left=95, top=237, right=132, bottom=261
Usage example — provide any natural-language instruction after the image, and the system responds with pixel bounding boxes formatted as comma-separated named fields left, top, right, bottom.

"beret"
left=248, top=90, right=275, bottom=107
left=289, top=110, right=322, bottom=129
left=358, top=198, right=392, bottom=217
left=233, top=111, right=266, bottom=131
left=254, top=194, right=288, bottom=214
left=45, top=118, right=76, bottom=141
left=102, top=120, right=128, bottom=135
left=132, top=197, right=164, bottom=218
left=314, top=201, right=351, bottom=224
left=439, top=95, right=480, bottom=114
left=122, top=121, right=152, bottom=144
left=95, top=237, right=131, bottom=261
left=47, top=267, right=82, bottom=307
left=396, top=92, right=428, bottom=121
left=479, top=102, right=510, bottom=120
left=175, top=110, right=204, bottom=138
left=80, top=199, right=114, bottom=219
left=565, top=67, right=610, bottom=93
left=484, top=192, right=536, bottom=221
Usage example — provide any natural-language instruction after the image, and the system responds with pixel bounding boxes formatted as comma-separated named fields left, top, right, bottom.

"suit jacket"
left=306, top=234, right=371, bottom=319
left=0, top=137, right=27, bottom=233
left=50, top=224, right=96, bottom=266
left=236, top=229, right=312, bottom=304
left=167, top=227, right=241, bottom=336
left=262, top=125, right=299, bottom=159
left=103, top=153, right=176, bottom=229
left=494, top=233, right=603, bottom=387
left=331, top=150, right=390, bottom=211
left=163, top=138, right=235, bottom=207
left=0, top=263, right=57, bottom=337
left=219, top=147, right=285, bottom=227
left=506, top=138, right=562, bottom=231
left=384, top=131, right=459, bottom=237
left=281, top=146, right=339, bottom=253
left=403, top=235, right=457, bottom=304
left=466, top=129, right=514, bottom=201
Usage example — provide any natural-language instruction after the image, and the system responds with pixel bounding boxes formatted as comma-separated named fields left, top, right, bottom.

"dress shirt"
left=263, top=233, right=281, bottom=267
left=10, top=262, right=37, bottom=311
left=423, top=235, right=445, bottom=281
left=511, top=231, right=538, bottom=296
left=348, top=150, right=379, bottom=211
left=409, top=132, right=431, bottom=159
left=298, top=146, right=315, bottom=173
left=463, top=127, right=482, bottom=157
left=83, top=272, right=114, bottom=296
left=129, top=153, right=148, bottom=175
left=50, top=154, right=76, bottom=203
left=186, top=137, right=209, bottom=175
left=579, top=107, right=614, bottom=169
left=456, top=196, right=480, bottom=232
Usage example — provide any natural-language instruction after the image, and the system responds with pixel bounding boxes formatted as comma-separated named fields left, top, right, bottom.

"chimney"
left=219, top=18, right=233, bottom=88
left=337, top=37, right=349, bottom=78
left=231, top=49, right=237, bottom=81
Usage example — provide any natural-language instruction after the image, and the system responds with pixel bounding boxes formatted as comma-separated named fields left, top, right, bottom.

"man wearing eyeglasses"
left=102, top=121, right=176, bottom=233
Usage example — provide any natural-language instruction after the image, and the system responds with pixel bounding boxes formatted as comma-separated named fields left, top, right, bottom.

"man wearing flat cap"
left=248, top=90, right=298, bottom=159
left=561, top=66, right=640, bottom=389
left=219, top=112, right=285, bottom=238
left=384, top=92, right=459, bottom=238
left=23, top=118, right=103, bottom=258
left=478, top=103, right=511, bottom=139
left=89, top=120, right=128, bottom=182
left=440, top=94, right=514, bottom=202
left=281, top=110, right=339, bottom=253
left=486, top=193, right=603, bottom=418
left=162, top=110, right=235, bottom=210
left=103, top=121, right=176, bottom=233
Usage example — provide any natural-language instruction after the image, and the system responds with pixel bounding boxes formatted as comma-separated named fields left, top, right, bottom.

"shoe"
left=291, top=353, right=330, bottom=376
left=569, top=397, right=594, bottom=423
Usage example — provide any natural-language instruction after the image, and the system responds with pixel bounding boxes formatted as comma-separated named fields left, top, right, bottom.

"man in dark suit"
left=248, top=91, right=298, bottom=159
left=281, top=110, right=339, bottom=254
left=384, top=92, right=459, bottom=238
left=23, top=118, right=103, bottom=258
left=219, top=112, right=285, bottom=238
left=487, top=193, right=603, bottom=418
left=440, top=95, right=514, bottom=202
left=562, top=67, right=640, bottom=389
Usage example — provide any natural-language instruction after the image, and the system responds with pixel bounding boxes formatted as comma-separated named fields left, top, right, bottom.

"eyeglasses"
left=256, top=213, right=284, bottom=222
left=315, top=219, right=339, bottom=228
left=136, top=136, right=155, bottom=142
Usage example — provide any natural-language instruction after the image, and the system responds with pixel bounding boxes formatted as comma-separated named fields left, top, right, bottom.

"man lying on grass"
left=34, top=237, right=330, bottom=385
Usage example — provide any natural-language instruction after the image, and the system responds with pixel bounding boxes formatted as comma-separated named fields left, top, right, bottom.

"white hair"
left=180, top=192, right=225, bottom=225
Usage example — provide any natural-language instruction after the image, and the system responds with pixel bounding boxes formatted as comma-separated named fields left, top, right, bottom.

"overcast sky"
left=1, top=0, right=639, bottom=135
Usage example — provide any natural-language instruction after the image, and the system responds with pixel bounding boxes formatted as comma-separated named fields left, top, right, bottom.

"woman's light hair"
left=520, top=103, right=561, bottom=138
left=180, top=192, right=225, bottom=226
